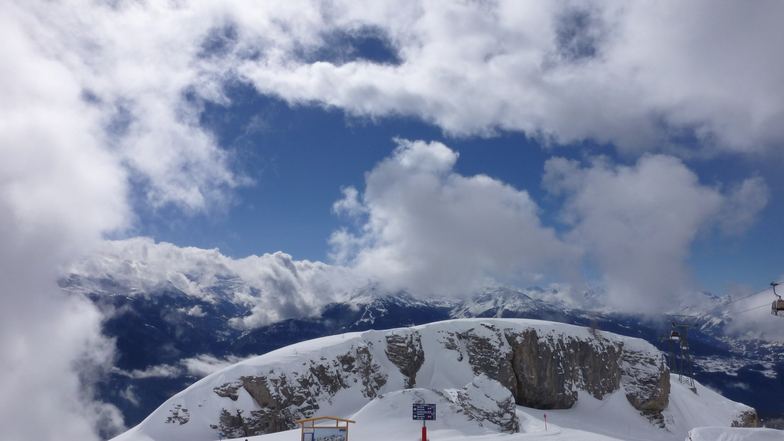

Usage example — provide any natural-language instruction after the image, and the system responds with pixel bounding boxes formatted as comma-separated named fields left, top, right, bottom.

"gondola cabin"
left=771, top=282, right=784, bottom=317
left=669, top=330, right=680, bottom=341
left=772, top=299, right=784, bottom=316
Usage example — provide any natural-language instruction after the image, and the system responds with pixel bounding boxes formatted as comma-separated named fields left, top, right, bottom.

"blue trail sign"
left=412, top=403, right=436, bottom=421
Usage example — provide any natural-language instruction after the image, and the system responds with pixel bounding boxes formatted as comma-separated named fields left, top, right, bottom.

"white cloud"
left=115, top=364, right=183, bottom=380
left=329, top=139, right=575, bottom=295
left=181, top=305, right=208, bottom=317
left=717, top=177, right=770, bottom=236
left=69, top=237, right=364, bottom=329
left=13, top=0, right=773, bottom=161
left=120, top=386, right=140, bottom=407
left=332, top=186, right=367, bottom=218
left=235, top=1, right=784, bottom=156
left=542, top=154, right=768, bottom=312
left=0, top=2, right=245, bottom=438
left=181, top=354, right=247, bottom=378
left=0, top=4, right=131, bottom=439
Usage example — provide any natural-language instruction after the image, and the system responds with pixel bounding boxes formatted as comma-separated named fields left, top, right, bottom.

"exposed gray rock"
left=213, top=382, right=241, bottom=401
left=385, top=330, right=425, bottom=388
left=455, top=324, right=517, bottom=398
left=621, top=347, right=670, bottom=420
left=440, top=324, right=669, bottom=421
left=504, top=328, right=620, bottom=408
left=217, top=409, right=246, bottom=438
left=731, top=410, right=758, bottom=428
left=454, top=376, right=520, bottom=433
left=212, top=342, right=387, bottom=436
left=164, top=404, right=189, bottom=425
left=354, top=344, right=388, bottom=398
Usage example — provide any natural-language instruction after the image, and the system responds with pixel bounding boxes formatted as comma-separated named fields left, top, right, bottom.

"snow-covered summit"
left=110, top=318, right=755, bottom=441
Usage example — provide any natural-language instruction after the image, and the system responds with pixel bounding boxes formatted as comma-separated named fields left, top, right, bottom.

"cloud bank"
left=0, top=1, right=243, bottom=438
left=543, top=155, right=768, bottom=311
left=332, top=141, right=768, bottom=310
left=69, top=237, right=363, bottom=329
left=235, top=1, right=784, bottom=155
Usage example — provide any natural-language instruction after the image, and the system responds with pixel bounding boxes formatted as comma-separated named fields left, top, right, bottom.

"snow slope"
left=116, top=382, right=762, bottom=441
left=110, top=319, right=759, bottom=441
left=688, top=427, right=783, bottom=441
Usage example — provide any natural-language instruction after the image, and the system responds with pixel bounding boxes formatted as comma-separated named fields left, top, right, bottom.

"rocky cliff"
left=211, top=321, right=669, bottom=437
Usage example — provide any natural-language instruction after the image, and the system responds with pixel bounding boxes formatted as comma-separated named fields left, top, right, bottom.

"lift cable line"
left=697, top=280, right=784, bottom=317
left=731, top=303, right=772, bottom=316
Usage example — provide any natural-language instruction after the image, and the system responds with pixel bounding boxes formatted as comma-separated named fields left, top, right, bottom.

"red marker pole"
left=422, top=420, right=426, bottom=441
left=544, top=414, right=547, bottom=431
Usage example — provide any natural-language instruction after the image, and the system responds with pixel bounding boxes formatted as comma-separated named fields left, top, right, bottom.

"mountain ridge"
left=110, top=318, right=754, bottom=441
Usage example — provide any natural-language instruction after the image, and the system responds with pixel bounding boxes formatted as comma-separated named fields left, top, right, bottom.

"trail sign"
left=412, top=403, right=436, bottom=421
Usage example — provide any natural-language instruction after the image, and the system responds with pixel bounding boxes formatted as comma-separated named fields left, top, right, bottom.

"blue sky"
left=2, top=2, right=784, bottom=438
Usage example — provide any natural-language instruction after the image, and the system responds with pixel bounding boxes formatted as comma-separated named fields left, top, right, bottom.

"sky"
left=1, top=1, right=784, bottom=440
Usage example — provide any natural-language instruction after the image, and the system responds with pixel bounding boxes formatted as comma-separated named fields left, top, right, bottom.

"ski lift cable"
left=720, top=302, right=770, bottom=317
left=699, top=281, right=782, bottom=316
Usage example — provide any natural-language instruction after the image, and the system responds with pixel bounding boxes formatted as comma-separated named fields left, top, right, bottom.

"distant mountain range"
left=59, top=272, right=784, bottom=435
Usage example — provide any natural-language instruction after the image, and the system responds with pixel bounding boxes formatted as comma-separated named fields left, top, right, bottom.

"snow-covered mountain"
left=110, top=319, right=756, bottom=441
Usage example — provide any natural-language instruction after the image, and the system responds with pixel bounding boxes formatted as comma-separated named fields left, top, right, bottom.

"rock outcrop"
left=443, top=323, right=669, bottom=419
left=504, top=327, right=624, bottom=408
left=385, top=331, right=425, bottom=388
left=731, top=409, right=758, bottom=428
left=453, top=375, right=520, bottom=433
left=212, top=340, right=388, bottom=437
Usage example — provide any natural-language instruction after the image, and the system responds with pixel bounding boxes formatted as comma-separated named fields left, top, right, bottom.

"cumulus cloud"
left=329, top=143, right=768, bottom=308
left=329, top=139, right=575, bottom=295
left=542, top=154, right=768, bottom=312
